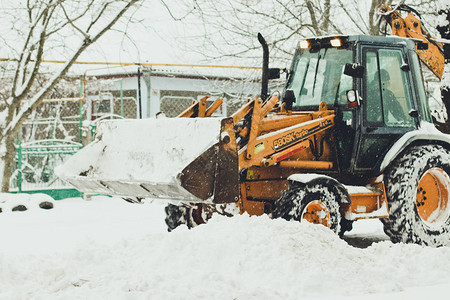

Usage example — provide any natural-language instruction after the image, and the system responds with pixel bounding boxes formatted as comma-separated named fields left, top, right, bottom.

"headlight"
left=330, top=38, right=341, bottom=47
left=299, top=40, right=309, bottom=49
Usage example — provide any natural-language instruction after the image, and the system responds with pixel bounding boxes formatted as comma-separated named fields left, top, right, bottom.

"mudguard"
left=379, top=122, right=450, bottom=173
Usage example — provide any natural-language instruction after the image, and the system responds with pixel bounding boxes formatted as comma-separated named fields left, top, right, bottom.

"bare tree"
left=0, top=0, right=140, bottom=192
left=178, top=0, right=440, bottom=65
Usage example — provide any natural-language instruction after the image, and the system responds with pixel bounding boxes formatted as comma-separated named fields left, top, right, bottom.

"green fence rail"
left=11, top=139, right=83, bottom=200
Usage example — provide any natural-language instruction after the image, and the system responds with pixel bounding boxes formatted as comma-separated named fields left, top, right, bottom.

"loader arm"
left=177, top=96, right=223, bottom=118
left=231, top=98, right=335, bottom=170
left=379, top=4, right=445, bottom=79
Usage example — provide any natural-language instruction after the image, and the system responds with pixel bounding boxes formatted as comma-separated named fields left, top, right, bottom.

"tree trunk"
left=0, top=136, right=16, bottom=192
left=305, top=0, right=321, bottom=35
left=369, top=0, right=386, bottom=35
left=320, top=0, right=331, bottom=33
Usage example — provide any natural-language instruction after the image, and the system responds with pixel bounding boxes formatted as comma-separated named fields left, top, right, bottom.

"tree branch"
left=5, top=0, right=140, bottom=137
left=59, top=2, right=89, bottom=39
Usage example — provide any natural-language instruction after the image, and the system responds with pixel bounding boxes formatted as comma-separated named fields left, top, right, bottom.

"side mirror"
left=344, top=63, right=365, bottom=78
left=409, top=109, right=419, bottom=118
left=283, top=89, right=296, bottom=111
left=268, top=68, right=281, bottom=79
left=417, top=42, right=429, bottom=50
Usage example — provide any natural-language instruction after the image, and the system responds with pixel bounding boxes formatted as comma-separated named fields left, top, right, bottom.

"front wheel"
left=273, top=181, right=347, bottom=235
left=382, top=144, right=450, bottom=246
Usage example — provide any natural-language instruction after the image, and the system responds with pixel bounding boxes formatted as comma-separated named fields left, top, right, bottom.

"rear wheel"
left=273, top=181, right=348, bottom=235
left=382, top=144, right=450, bottom=246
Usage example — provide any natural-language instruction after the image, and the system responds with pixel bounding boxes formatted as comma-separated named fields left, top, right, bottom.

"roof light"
left=299, top=40, right=309, bottom=49
left=330, top=38, right=341, bottom=47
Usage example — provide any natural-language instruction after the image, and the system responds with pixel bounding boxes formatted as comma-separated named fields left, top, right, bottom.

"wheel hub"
left=301, top=200, right=331, bottom=228
left=416, top=168, right=450, bottom=228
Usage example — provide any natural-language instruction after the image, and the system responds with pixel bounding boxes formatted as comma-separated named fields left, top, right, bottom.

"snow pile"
left=0, top=193, right=55, bottom=213
left=1, top=197, right=450, bottom=299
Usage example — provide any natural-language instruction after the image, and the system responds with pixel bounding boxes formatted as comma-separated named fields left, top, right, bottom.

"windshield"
left=286, top=47, right=353, bottom=108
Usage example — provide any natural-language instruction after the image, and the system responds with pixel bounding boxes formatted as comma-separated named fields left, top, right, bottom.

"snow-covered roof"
left=70, top=63, right=261, bottom=82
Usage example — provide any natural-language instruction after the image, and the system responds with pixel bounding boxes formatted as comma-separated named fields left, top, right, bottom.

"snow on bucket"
left=56, top=117, right=239, bottom=204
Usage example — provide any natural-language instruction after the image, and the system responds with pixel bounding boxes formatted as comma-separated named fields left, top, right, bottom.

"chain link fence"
left=160, top=96, right=196, bottom=117
left=159, top=90, right=249, bottom=118
left=23, top=99, right=84, bottom=143
left=113, top=97, right=138, bottom=119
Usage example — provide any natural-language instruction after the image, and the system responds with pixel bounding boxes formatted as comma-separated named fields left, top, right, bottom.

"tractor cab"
left=283, top=35, right=431, bottom=178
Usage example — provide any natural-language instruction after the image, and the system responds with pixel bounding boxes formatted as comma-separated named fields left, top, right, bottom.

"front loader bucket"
left=56, top=117, right=239, bottom=204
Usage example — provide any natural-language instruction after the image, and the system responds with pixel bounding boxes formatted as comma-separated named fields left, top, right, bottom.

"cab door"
left=353, top=45, right=417, bottom=172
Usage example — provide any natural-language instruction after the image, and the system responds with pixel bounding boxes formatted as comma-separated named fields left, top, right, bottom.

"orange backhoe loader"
left=57, top=12, right=450, bottom=247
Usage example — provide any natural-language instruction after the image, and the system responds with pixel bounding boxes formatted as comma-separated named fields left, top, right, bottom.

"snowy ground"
left=1, top=196, right=450, bottom=299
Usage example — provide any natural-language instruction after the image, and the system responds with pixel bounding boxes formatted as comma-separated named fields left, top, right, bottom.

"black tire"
left=39, top=201, right=54, bottom=209
left=164, top=203, right=202, bottom=232
left=382, top=144, right=450, bottom=247
left=12, top=205, right=27, bottom=212
left=164, top=202, right=239, bottom=232
left=273, top=181, right=347, bottom=235
left=272, top=184, right=307, bottom=220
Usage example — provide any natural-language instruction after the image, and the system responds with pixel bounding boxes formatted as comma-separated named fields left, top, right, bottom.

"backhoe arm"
left=379, top=4, right=445, bottom=79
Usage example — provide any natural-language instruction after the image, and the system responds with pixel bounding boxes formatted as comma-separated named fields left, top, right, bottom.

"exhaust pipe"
left=258, top=33, right=269, bottom=101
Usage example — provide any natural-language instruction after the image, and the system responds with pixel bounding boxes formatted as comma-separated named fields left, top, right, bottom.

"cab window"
left=363, top=48, right=414, bottom=127
left=287, top=47, right=353, bottom=108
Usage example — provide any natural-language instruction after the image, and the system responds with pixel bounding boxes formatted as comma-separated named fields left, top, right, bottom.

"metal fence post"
left=120, top=79, right=124, bottom=117
left=79, top=76, right=83, bottom=144
left=17, top=141, right=22, bottom=192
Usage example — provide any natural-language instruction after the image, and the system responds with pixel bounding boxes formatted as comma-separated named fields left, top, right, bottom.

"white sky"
left=0, top=1, right=212, bottom=75
left=76, top=1, right=205, bottom=66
